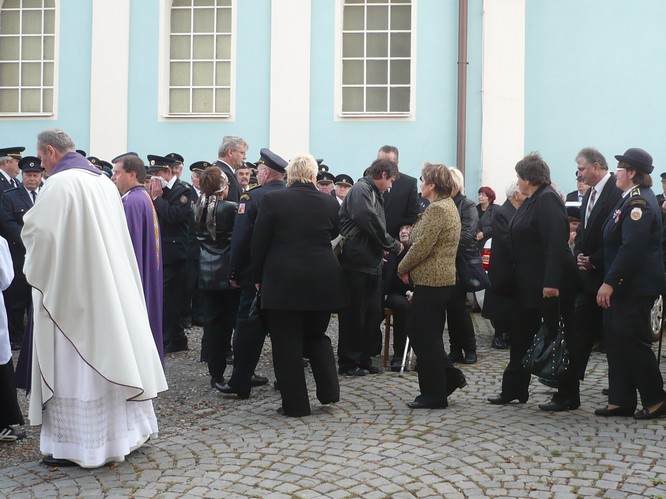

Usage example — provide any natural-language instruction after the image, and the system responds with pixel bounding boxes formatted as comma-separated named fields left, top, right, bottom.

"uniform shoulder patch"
left=629, top=186, right=641, bottom=196
left=629, top=198, right=646, bottom=207
left=240, top=192, right=251, bottom=202
left=179, top=194, right=189, bottom=204
left=630, top=207, right=643, bottom=221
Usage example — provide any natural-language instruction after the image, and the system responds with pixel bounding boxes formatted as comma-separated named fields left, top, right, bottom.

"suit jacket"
left=0, top=187, right=33, bottom=271
left=383, top=173, right=419, bottom=238
left=573, top=173, right=623, bottom=293
left=153, top=178, right=193, bottom=265
left=509, top=183, right=578, bottom=309
left=215, top=160, right=242, bottom=204
left=566, top=190, right=582, bottom=203
left=252, top=182, right=347, bottom=311
left=0, top=175, right=20, bottom=195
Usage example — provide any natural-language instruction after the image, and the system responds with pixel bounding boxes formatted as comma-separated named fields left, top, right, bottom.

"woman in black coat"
left=488, top=153, right=578, bottom=410
left=476, top=186, right=496, bottom=251
left=194, top=166, right=240, bottom=388
left=252, top=154, right=347, bottom=417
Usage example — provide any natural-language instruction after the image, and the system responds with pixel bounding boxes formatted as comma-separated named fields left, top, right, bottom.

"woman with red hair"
left=476, top=186, right=496, bottom=250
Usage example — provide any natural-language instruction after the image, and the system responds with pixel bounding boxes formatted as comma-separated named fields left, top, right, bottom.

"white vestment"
left=0, top=237, right=14, bottom=365
left=22, top=167, right=168, bottom=468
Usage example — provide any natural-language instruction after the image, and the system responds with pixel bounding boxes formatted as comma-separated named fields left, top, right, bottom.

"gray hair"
left=448, top=167, right=465, bottom=194
left=37, top=128, right=75, bottom=154
left=218, top=136, right=247, bottom=158
left=576, top=147, right=608, bottom=170
left=505, top=178, right=520, bottom=199
left=0, top=156, right=11, bottom=163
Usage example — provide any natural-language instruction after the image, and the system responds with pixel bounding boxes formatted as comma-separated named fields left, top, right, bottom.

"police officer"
left=147, top=154, right=194, bottom=353
left=0, top=147, right=24, bottom=193
left=595, top=148, right=666, bottom=419
left=215, top=148, right=287, bottom=398
left=334, top=174, right=354, bottom=206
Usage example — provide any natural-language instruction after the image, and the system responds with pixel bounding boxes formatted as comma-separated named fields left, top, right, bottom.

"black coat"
left=0, top=175, right=20, bottom=195
left=153, top=178, right=193, bottom=265
left=0, top=187, right=33, bottom=271
left=477, top=202, right=495, bottom=249
left=216, top=160, right=242, bottom=204
left=252, top=182, right=347, bottom=311
left=509, top=184, right=578, bottom=309
left=573, top=173, right=623, bottom=293
left=383, top=173, right=419, bottom=238
left=195, top=198, right=237, bottom=290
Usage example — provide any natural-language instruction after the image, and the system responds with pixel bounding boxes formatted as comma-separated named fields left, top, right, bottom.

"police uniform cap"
left=189, top=160, right=210, bottom=173
left=318, top=161, right=330, bottom=173
left=0, top=146, right=25, bottom=159
left=334, top=174, right=354, bottom=187
left=146, top=154, right=178, bottom=173
left=615, top=147, right=654, bottom=174
left=111, top=151, right=138, bottom=163
left=565, top=201, right=581, bottom=221
left=18, top=156, right=44, bottom=173
left=317, top=171, right=335, bottom=184
left=87, top=156, right=103, bottom=170
left=75, top=149, right=87, bottom=157
left=256, top=148, right=287, bottom=173
left=166, top=152, right=184, bottom=164
left=239, top=161, right=254, bottom=170
left=660, top=172, right=666, bottom=182
left=101, top=164, right=113, bottom=178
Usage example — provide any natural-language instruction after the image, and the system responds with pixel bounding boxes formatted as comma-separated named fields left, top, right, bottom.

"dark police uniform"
left=148, top=154, right=194, bottom=353
left=0, top=147, right=24, bottom=195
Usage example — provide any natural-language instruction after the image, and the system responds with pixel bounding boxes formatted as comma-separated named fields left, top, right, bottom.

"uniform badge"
left=630, top=207, right=642, bottom=221
left=238, top=203, right=245, bottom=214
left=613, top=209, right=622, bottom=224
left=180, top=195, right=188, bottom=204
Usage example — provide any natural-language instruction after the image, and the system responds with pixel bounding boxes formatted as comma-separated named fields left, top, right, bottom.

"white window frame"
left=0, top=0, right=59, bottom=118
left=158, top=0, right=237, bottom=121
left=334, top=0, right=417, bottom=121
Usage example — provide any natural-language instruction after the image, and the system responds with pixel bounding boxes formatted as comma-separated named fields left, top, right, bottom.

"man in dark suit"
left=0, top=156, right=42, bottom=349
left=566, top=174, right=590, bottom=203
left=0, top=147, right=24, bottom=195
left=214, top=136, right=246, bottom=204
left=376, top=145, right=419, bottom=238
left=147, top=154, right=195, bottom=353
left=562, top=147, right=622, bottom=404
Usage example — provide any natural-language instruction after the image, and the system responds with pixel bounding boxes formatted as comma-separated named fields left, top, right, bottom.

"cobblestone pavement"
left=2, top=314, right=666, bottom=498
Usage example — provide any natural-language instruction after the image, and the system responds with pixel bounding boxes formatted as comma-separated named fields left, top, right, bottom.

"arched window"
left=168, top=0, right=233, bottom=116
left=0, top=0, right=56, bottom=115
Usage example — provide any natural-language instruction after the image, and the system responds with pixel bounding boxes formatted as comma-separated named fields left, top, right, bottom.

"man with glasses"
left=215, top=136, right=247, bottom=203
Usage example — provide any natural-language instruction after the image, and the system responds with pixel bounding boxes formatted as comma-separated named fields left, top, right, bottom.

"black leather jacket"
left=454, top=192, right=480, bottom=257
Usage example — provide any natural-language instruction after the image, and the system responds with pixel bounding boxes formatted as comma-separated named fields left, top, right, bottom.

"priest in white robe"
left=23, top=128, right=168, bottom=468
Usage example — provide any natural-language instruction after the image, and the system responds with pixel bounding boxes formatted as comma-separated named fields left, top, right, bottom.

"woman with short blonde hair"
left=286, top=154, right=318, bottom=186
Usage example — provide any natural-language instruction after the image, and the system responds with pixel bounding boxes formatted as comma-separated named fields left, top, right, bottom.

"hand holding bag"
left=247, top=290, right=266, bottom=333
left=522, top=299, right=570, bottom=381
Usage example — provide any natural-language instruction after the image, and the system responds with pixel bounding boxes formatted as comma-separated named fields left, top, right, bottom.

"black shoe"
left=633, top=400, right=666, bottom=420
left=361, top=365, right=383, bottom=374
left=164, top=341, right=188, bottom=353
left=538, top=399, right=580, bottom=412
left=462, top=351, right=477, bottom=364
left=538, top=377, right=559, bottom=389
left=250, top=374, right=269, bottom=387
left=276, top=406, right=310, bottom=417
left=407, top=399, right=448, bottom=409
left=226, top=352, right=234, bottom=365
left=0, top=426, right=26, bottom=442
left=214, top=382, right=250, bottom=399
left=390, top=359, right=402, bottom=372
left=340, top=367, right=369, bottom=376
left=602, top=388, right=609, bottom=396
left=488, top=395, right=528, bottom=405
left=449, top=350, right=464, bottom=363
left=210, top=377, right=224, bottom=388
left=491, top=336, right=509, bottom=349
left=446, top=371, right=468, bottom=397
left=594, top=406, right=635, bottom=417
left=41, top=456, right=78, bottom=467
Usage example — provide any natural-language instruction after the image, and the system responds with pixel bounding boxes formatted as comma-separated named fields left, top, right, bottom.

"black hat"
left=75, top=149, right=87, bottom=157
left=111, top=152, right=138, bottom=163
left=615, top=148, right=654, bottom=174
left=317, top=171, right=335, bottom=184
left=87, top=156, right=103, bottom=170
left=189, top=161, right=211, bottom=173
left=166, top=152, right=184, bottom=164
left=18, top=156, right=43, bottom=173
left=565, top=202, right=581, bottom=221
left=334, top=174, right=354, bottom=187
left=100, top=162, right=113, bottom=178
left=660, top=172, right=666, bottom=181
left=239, top=161, right=254, bottom=170
left=0, top=147, right=25, bottom=159
left=256, top=148, right=287, bottom=173
left=146, top=154, right=177, bottom=173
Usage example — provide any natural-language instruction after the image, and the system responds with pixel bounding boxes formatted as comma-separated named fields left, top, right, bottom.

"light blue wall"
left=310, top=0, right=484, bottom=192
left=525, top=0, right=666, bottom=193
left=0, top=0, right=92, bottom=155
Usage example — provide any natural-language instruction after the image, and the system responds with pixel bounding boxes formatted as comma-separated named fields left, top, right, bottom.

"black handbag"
left=456, top=251, right=490, bottom=292
left=247, top=291, right=266, bottom=333
left=522, top=302, right=570, bottom=381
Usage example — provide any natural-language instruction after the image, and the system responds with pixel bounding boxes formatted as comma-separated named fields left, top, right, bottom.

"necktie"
left=31, top=191, right=37, bottom=204
left=10, top=178, right=17, bottom=188
left=585, top=188, right=597, bottom=227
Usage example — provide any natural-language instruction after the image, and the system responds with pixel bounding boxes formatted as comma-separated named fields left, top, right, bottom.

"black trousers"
left=228, top=284, right=267, bottom=394
left=337, top=270, right=382, bottom=371
left=604, top=295, right=666, bottom=408
left=445, top=282, right=477, bottom=353
left=385, top=293, right=410, bottom=360
left=408, top=285, right=454, bottom=407
left=201, top=288, right=240, bottom=383
left=163, top=262, right=187, bottom=348
left=0, top=360, right=24, bottom=427
left=180, top=256, right=204, bottom=327
left=266, top=309, right=339, bottom=416
left=3, top=271, right=30, bottom=346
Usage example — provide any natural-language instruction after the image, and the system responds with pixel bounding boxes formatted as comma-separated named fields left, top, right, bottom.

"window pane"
left=172, top=0, right=191, bottom=6
left=193, top=35, right=214, bottom=59
left=22, top=37, right=42, bottom=61
left=217, top=0, right=232, bottom=6
left=367, top=6, right=388, bottom=31
left=0, top=89, right=19, bottom=112
left=22, top=9, right=42, bottom=35
left=3, top=0, right=20, bottom=7
left=170, top=62, right=191, bottom=86
left=390, top=0, right=411, bottom=3
left=216, top=7, right=231, bottom=32
left=216, top=35, right=231, bottom=59
left=170, top=35, right=191, bottom=59
left=366, top=87, right=387, bottom=112
left=215, top=61, right=230, bottom=86
left=344, top=0, right=364, bottom=4
left=342, top=87, right=363, bottom=112
left=389, top=86, right=410, bottom=112
left=44, top=36, right=54, bottom=59
left=390, top=59, right=409, bottom=84
left=44, top=8, right=55, bottom=32
left=367, top=33, right=388, bottom=57
left=215, top=88, right=230, bottom=113
left=23, top=0, right=43, bottom=6
left=44, top=62, right=54, bottom=86
left=43, top=87, right=53, bottom=112
left=343, top=6, right=364, bottom=31
left=0, top=63, right=19, bottom=86
left=192, top=88, right=213, bottom=112
left=367, top=60, right=387, bottom=85
left=342, top=60, right=363, bottom=85
left=193, top=8, right=214, bottom=32
left=21, top=88, right=41, bottom=112
left=192, top=61, right=213, bottom=85
left=342, top=33, right=364, bottom=58
left=169, top=88, right=191, bottom=113
left=0, top=10, right=20, bottom=35
left=390, top=32, right=410, bottom=57
left=21, top=62, right=41, bottom=86
left=44, top=0, right=55, bottom=6
left=194, top=0, right=215, bottom=5
left=0, top=38, right=19, bottom=60
left=171, top=9, right=191, bottom=33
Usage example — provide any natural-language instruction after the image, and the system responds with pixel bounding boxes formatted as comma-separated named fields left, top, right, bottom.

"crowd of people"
left=0, top=130, right=665, bottom=470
